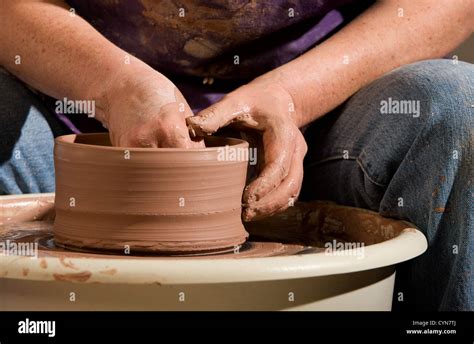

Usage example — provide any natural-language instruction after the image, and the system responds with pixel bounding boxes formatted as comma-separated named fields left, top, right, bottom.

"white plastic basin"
left=0, top=193, right=427, bottom=311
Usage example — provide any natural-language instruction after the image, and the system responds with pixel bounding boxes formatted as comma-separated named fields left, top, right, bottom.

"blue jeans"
left=0, top=59, right=472, bottom=311
left=0, top=70, right=67, bottom=194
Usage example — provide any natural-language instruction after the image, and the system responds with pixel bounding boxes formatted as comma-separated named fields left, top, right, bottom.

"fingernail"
left=187, top=124, right=197, bottom=138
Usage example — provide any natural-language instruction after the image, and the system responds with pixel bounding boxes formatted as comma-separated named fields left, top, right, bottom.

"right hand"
left=100, top=68, right=204, bottom=148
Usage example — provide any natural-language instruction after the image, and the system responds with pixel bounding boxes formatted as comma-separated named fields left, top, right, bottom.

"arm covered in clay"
left=187, top=0, right=473, bottom=220
left=0, top=0, right=203, bottom=148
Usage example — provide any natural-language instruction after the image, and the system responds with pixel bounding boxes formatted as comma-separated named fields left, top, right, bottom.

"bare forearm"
left=271, top=0, right=474, bottom=127
left=0, top=0, right=158, bottom=123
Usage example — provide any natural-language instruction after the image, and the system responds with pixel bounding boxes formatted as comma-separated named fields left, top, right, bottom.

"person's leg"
left=0, top=69, right=67, bottom=194
left=301, top=59, right=473, bottom=311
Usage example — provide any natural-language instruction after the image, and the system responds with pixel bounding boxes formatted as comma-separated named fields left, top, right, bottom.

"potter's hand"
left=103, top=71, right=204, bottom=148
left=187, top=76, right=307, bottom=221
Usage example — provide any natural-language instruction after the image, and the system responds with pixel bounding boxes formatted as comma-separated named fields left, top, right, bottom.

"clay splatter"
left=99, top=268, right=117, bottom=275
left=53, top=271, right=92, bottom=283
left=39, top=258, right=48, bottom=269
left=59, top=257, right=78, bottom=270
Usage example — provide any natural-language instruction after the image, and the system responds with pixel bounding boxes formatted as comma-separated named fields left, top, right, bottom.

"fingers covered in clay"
left=154, top=102, right=204, bottom=148
left=106, top=72, right=204, bottom=149
left=243, top=134, right=307, bottom=221
left=242, top=122, right=296, bottom=203
left=110, top=111, right=201, bottom=148
left=187, top=96, right=254, bottom=136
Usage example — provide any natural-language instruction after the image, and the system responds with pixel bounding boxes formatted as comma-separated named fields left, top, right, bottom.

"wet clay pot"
left=53, top=133, right=249, bottom=253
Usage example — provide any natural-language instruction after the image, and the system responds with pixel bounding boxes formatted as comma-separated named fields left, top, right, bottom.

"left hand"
left=186, top=75, right=307, bottom=221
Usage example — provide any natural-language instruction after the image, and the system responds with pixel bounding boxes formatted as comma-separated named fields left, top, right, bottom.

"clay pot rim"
left=55, top=133, right=248, bottom=152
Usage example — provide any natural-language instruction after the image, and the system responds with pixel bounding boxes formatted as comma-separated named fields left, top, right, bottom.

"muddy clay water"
left=0, top=194, right=410, bottom=260
left=1, top=221, right=312, bottom=260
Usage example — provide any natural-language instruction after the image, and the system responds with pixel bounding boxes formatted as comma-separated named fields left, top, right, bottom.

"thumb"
left=186, top=97, right=245, bottom=137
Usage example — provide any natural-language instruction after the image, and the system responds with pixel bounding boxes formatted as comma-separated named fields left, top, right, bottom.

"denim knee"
left=382, top=59, right=473, bottom=133
left=355, top=59, right=473, bottom=184
left=390, top=59, right=473, bottom=164
left=0, top=69, right=60, bottom=194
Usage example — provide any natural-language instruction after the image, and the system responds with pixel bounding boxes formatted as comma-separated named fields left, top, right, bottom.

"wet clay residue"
left=53, top=271, right=92, bottom=283
left=431, top=176, right=446, bottom=198
left=99, top=268, right=117, bottom=275
left=0, top=197, right=55, bottom=225
left=245, top=202, right=410, bottom=246
left=403, top=228, right=418, bottom=234
left=39, top=258, right=48, bottom=269
left=59, top=257, right=78, bottom=270
left=53, top=134, right=249, bottom=253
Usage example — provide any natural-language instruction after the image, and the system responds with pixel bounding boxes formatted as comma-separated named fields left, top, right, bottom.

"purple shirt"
left=61, top=0, right=373, bottom=132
